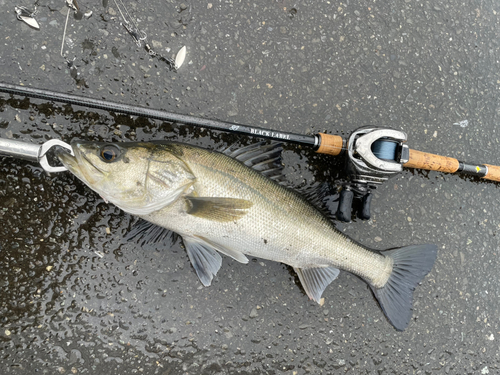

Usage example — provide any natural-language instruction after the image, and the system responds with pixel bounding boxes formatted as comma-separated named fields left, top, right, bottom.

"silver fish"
left=58, top=141, right=437, bottom=331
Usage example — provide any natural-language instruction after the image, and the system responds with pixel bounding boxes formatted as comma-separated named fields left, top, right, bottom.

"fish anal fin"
left=183, top=237, right=222, bottom=286
left=186, top=197, right=253, bottom=222
left=294, top=266, right=340, bottom=303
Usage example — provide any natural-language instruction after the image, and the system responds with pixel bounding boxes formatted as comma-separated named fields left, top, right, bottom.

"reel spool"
left=372, top=139, right=399, bottom=161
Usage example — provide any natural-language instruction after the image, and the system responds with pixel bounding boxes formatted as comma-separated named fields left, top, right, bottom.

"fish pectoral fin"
left=185, top=197, right=253, bottom=222
left=195, top=236, right=249, bottom=264
left=294, top=266, right=340, bottom=303
left=183, top=236, right=223, bottom=286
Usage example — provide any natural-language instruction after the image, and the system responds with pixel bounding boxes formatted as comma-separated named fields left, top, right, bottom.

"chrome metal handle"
left=0, top=138, right=73, bottom=173
left=0, top=138, right=40, bottom=161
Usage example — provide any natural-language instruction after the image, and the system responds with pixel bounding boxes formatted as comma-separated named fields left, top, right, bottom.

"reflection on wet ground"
left=0, top=98, right=348, bottom=373
left=2, top=0, right=500, bottom=373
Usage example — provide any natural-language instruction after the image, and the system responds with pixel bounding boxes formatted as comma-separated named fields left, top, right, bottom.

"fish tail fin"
left=372, top=244, right=437, bottom=331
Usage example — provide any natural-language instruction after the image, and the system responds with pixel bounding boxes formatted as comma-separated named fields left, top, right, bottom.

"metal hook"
left=15, top=6, right=31, bottom=19
left=38, top=139, right=74, bottom=173
left=122, top=22, right=143, bottom=47
left=66, top=0, right=79, bottom=12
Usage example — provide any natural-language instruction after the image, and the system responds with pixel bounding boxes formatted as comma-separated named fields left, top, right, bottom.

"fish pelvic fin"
left=294, top=266, right=340, bottom=303
left=372, top=244, right=438, bottom=331
left=183, top=236, right=223, bottom=286
left=126, top=219, right=178, bottom=246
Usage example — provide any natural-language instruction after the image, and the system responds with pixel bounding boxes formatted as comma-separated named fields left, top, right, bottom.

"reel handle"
left=336, top=186, right=373, bottom=222
left=336, top=188, right=354, bottom=222
left=404, top=149, right=500, bottom=182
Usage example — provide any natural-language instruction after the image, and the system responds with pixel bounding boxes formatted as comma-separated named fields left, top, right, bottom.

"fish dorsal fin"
left=183, top=236, right=223, bottom=286
left=221, top=142, right=285, bottom=182
left=126, top=219, right=178, bottom=246
left=185, top=197, right=253, bottom=222
left=296, top=182, right=337, bottom=221
left=297, top=182, right=333, bottom=208
left=294, top=266, right=340, bottom=302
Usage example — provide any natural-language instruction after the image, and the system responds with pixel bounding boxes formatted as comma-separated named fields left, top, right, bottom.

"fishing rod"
left=1, top=82, right=499, bottom=221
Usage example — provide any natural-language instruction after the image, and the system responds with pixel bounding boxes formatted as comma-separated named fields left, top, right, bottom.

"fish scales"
left=58, top=140, right=437, bottom=331
left=148, top=143, right=391, bottom=284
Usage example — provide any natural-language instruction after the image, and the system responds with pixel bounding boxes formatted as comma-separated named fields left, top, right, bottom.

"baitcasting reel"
left=336, top=127, right=409, bottom=222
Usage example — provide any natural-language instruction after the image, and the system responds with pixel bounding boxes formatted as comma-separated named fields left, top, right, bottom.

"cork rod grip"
left=404, top=149, right=460, bottom=173
left=483, top=164, right=500, bottom=182
left=316, top=133, right=344, bottom=156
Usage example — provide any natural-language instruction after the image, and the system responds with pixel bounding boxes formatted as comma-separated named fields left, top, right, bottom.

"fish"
left=57, top=140, right=437, bottom=331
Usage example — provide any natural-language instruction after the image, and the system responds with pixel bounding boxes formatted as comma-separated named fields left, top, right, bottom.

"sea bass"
left=58, top=140, right=437, bottom=331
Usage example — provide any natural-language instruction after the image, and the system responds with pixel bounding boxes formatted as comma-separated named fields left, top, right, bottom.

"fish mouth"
left=57, top=142, right=106, bottom=182
left=56, top=146, right=78, bottom=170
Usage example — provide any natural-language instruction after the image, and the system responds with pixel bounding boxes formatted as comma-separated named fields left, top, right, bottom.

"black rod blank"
left=0, top=82, right=316, bottom=146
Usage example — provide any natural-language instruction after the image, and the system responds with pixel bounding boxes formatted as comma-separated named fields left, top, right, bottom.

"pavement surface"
left=1, top=0, right=500, bottom=374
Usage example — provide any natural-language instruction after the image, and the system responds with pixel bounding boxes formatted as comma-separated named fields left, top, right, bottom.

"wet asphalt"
left=1, top=0, right=500, bottom=374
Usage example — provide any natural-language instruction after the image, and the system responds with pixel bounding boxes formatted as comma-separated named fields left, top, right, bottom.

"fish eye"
left=100, top=145, right=120, bottom=163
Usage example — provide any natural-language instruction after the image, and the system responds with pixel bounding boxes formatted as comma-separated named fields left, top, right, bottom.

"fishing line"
left=60, top=1, right=93, bottom=83
left=111, top=0, right=147, bottom=46
left=110, top=0, right=175, bottom=69
left=371, top=140, right=398, bottom=161
left=60, top=7, right=71, bottom=58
